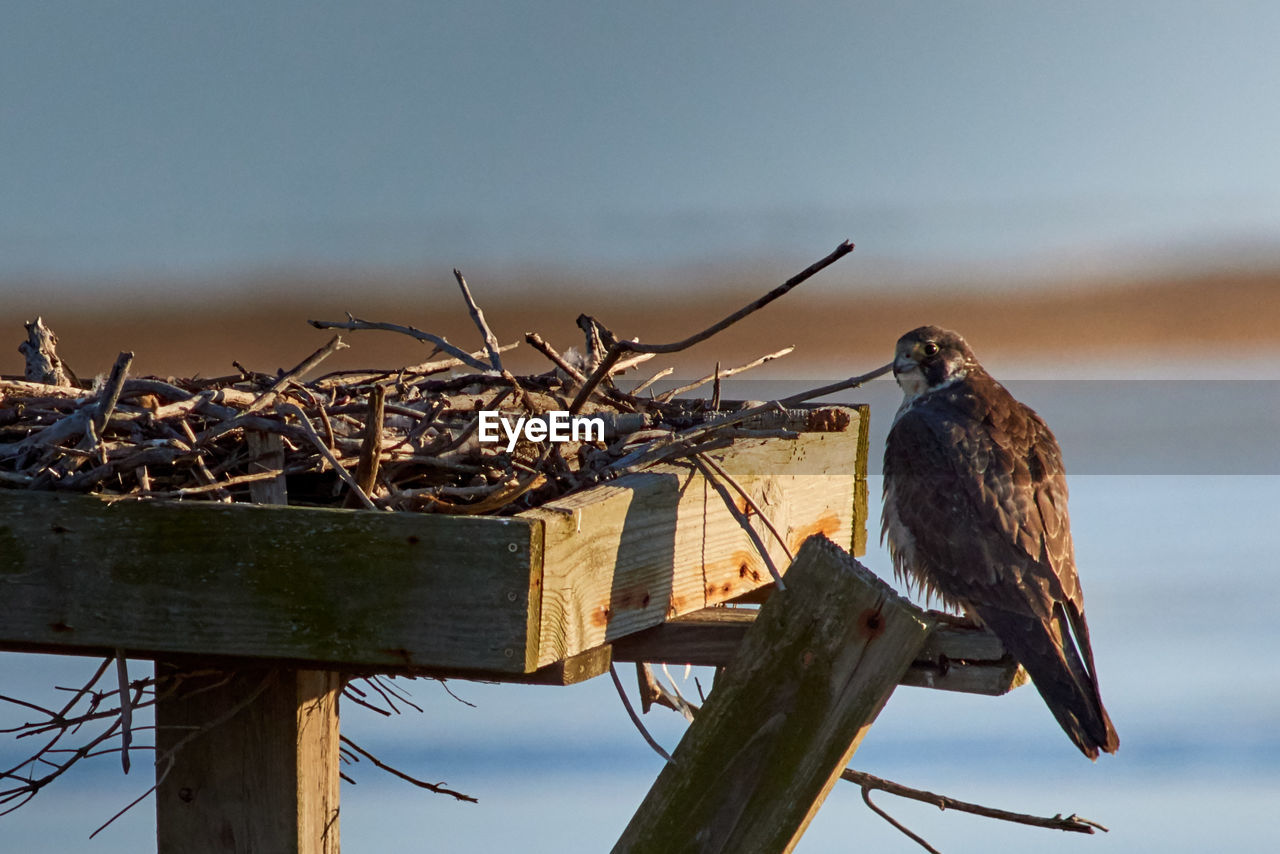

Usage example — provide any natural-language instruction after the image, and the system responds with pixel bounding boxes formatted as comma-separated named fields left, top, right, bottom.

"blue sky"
left=3, top=2, right=1280, bottom=287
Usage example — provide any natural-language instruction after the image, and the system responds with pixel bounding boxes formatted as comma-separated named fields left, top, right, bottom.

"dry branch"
left=3, top=243, right=867, bottom=520
left=842, top=768, right=1108, bottom=838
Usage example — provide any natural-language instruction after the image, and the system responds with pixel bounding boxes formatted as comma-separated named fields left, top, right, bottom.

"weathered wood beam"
left=0, top=406, right=867, bottom=680
left=153, top=474, right=344, bottom=854
left=155, top=666, right=341, bottom=854
left=611, top=607, right=1028, bottom=696
left=0, top=491, right=542, bottom=673
left=612, top=535, right=932, bottom=854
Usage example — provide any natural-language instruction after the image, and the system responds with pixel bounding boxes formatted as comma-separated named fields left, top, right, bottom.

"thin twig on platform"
left=453, top=269, right=505, bottom=372
left=568, top=240, right=854, bottom=413
left=309, top=314, right=491, bottom=372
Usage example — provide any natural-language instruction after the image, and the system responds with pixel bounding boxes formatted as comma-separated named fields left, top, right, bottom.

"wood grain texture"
left=0, top=491, right=541, bottom=672
left=612, top=535, right=932, bottom=854
left=0, top=406, right=864, bottom=677
left=523, top=407, right=866, bottom=668
left=155, top=666, right=341, bottom=854
left=612, top=610, right=1028, bottom=696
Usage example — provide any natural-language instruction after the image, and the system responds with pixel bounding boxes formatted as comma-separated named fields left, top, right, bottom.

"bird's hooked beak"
left=894, top=343, right=926, bottom=378
left=892, top=345, right=927, bottom=395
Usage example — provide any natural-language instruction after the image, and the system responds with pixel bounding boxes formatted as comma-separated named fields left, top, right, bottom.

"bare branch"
left=309, top=316, right=491, bottom=372
left=569, top=241, right=853, bottom=413
left=246, top=335, right=349, bottom=413
left=340, top=736, right=476, bottom=803
left=776, top=362, right=893, bottom=407
left=860, top=785, right=943, bottom=853
left=453, top=269, right=504, bottom=372
left=276, top=403, right=378, bottom=511
left=842, top=768, right=1108, bottom=835
left=115, top=652, right=131, bottom=774
left=608, top=665, right=672, bottom=762
left=655, top=346, right=794, bottom=402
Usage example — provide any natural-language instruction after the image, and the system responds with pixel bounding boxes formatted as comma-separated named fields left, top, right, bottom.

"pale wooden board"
left=0, top=491, right=542, bottom=672
left=523, top=408, right=866, bottom=668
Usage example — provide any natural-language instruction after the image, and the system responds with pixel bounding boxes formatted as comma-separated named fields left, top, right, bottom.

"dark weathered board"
left=612, top=608, right=1028, bottom=696
left=0, top=491, right=542, bottom=672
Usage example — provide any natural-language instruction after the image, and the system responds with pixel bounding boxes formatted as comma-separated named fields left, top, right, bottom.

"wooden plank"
left=155, top=665, right=341, bottom=854
left=153, top=465, right=344, bottom=854
left=524, top=406, right=866, bottom=668
left=612, top=609, right=1029, bottom=696
left=0, top=491, right=542, bottom=672
left=0, top=405, right=863, bottom=676
left=612, top=535, right=932, bottom=854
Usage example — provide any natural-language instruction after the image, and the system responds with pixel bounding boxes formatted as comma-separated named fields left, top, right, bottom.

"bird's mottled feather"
left=882, top=325, right=1117, bottom=758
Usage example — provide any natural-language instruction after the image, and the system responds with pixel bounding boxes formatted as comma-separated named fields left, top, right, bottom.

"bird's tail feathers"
left=978, top=605, right=1119, bottom=760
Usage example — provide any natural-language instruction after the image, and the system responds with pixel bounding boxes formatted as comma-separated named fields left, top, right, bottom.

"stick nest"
left=1, top=243, right=878, bottom=516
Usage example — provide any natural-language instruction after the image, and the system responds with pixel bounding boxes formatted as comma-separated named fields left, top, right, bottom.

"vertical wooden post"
left=612, top=536, right=933, bottom=854
left=156, top=440, right=341, bottom=853
left=155, top=667, right=341, bottom=854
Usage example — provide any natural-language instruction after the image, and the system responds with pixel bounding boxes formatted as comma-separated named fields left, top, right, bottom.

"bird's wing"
left=884, top=389, right=1079, bottom=621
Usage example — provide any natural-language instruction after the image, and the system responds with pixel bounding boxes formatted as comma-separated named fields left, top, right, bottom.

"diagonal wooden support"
left=612, top=535, right=933, bottom=854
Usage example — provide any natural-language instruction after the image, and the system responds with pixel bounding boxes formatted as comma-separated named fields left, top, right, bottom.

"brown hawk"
left=882, top=325, right=1119, bottom=759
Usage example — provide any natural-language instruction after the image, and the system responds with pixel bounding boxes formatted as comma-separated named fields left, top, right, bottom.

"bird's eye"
left=921, top=342, right=940, bottom=357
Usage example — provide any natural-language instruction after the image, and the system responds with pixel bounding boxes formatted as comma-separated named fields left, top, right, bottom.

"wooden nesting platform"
left=0, top=405, right=871, bottom=681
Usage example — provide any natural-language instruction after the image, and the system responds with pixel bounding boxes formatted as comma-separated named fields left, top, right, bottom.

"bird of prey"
left=882, top=325, right=1119, bottom=759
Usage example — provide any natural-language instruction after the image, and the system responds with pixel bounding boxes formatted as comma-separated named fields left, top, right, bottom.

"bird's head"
left=892, top=326, right=979, bottom=397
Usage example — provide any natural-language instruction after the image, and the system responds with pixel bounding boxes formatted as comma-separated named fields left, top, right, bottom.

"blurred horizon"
left=5, top=3, right=1280, bottom=300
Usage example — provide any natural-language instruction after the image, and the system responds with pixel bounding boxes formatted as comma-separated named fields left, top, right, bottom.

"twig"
left=276, top=403, right=378, bottom=511
left=90, top=671, right=278, bottom=839
left=309, top=315, right=491, bottom=373
left=602, top=400, right=785, bottom=476
left=635, top=663, right=698, bottom=722
left=656, top=346, right=794, bottom=402
left=860, top=785, right=942, bottom=854
left=776, top=362, right=893, bottom=407
left=608, top=664, right=671, bottom=762
left=841, top=769, right=1108, bottom=835
left=246, top=335, right=348, bottom=413
left=115, top=652, right=131, bottom=774
left=453, top=269, right=504, bottom=372
left=524, top=332, right=587, bottom=383
left=568, top=240, right=853, bottom=413
left=353, top=385, right=386, bottom=499
left=628, top=365, right=674, bottom=396
left=339, top=736, right=476, bottom=803
left=91, top=352, right=134, bottom=437
left=694, top=451, right=794, bottom=563
left=610, top=352, right=656, bottom=375
left=524, top=332, right=636, bottom=411
left=399, top=342, right=519, bottom=376
left=692, top=454, right=785, bottom=589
